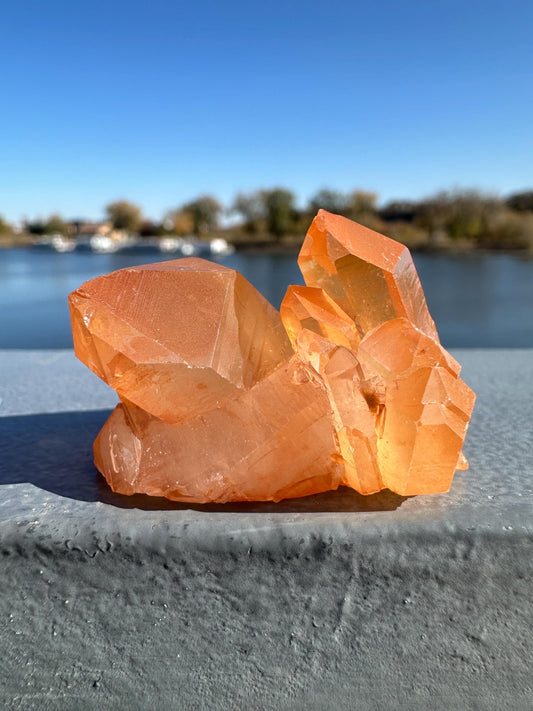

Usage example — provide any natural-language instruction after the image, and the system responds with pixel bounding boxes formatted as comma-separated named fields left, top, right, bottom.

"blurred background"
left=1, top=0, right=532, bottom=349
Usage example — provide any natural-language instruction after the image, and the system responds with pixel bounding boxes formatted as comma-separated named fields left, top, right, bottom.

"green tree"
left=181, top=195, right=222, bottom=236
left=349, top=190, right=378, bottom=218
left=27, top=220, right=46, bottom=235
left=506, top=190, right=533, bottom=212
left=309, top=189, right=350, bottom=215
left=379, top=201, right=417, bottom=223
left=105, top=200, right=143, bottom=233
left=163, top=208, right=194, bottom=236
left=0, top=215, right=12, bottom=235
left=232, top=191, right=266, bottom=233
left=44, top=213, right=68, bottom=235
left=261, top=187, right=296, bottom=238
left=416, top=190, right=500, bottom=242
left=478, top=210, right=533, bottom=249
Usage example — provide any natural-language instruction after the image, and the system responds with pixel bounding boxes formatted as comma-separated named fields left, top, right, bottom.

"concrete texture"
left=0, top=349, right=531, bottom=710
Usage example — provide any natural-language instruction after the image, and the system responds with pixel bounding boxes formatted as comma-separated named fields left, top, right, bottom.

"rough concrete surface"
left=0, top=349, right=531, bottom=710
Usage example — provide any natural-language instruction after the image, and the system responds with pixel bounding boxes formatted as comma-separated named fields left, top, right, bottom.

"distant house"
left=69, top=220, right=112, bottom=236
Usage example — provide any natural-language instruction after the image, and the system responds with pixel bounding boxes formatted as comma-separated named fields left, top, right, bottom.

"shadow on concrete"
left=0, top=410, right=408, bottom=513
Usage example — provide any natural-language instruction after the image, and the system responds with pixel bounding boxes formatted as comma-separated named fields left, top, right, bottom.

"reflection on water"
left=0, top=248, right=532, bottom=348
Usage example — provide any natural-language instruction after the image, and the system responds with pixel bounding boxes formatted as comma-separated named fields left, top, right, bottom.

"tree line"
left=2, top=187, right=533, bottom=250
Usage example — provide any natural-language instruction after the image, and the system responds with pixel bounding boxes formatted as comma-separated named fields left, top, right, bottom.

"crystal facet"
left=70, top=258, right=293, bottom=424
left=70, top=210, right=475, bottom=502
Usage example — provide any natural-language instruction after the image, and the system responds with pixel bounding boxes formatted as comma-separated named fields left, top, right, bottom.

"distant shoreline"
left=1, top=234, right=532, bottom=258
left=4, top=188, right=533, bottom=253
left=232, top=238, right=533, bottom=257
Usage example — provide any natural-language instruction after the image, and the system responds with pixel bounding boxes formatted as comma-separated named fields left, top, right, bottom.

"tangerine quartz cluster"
left=69, top=211, right=475, bottom=503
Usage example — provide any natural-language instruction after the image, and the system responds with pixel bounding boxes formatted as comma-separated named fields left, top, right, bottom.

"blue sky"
left=1, top=0, right=532, bottom=221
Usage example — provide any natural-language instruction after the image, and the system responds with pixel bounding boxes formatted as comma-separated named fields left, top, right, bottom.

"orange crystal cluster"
left=69, top=210, right=475, bottom=503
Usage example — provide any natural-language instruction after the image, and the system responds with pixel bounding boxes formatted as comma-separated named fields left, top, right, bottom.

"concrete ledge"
left=0, top=350, right=532, bottom=710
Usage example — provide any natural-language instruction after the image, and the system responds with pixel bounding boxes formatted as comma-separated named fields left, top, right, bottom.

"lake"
left=1, top=248, right=532, bottom=349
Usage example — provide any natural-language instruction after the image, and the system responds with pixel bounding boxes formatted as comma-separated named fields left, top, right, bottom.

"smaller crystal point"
left=299, top=210, right=439, bottom=341
left=281, top=285, right=360, bottom=350
left=456, top=451, right=469, bottom=470
left=294, top=329, right=383, bottom=495
left=357, top=319, right=475, bottom=495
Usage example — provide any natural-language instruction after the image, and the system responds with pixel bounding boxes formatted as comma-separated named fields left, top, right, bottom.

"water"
left=1, top=248, right=532, bottom=349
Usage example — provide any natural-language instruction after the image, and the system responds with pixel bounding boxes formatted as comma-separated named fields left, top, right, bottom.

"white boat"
left=51, top=234, right=76, bottom=252
left=90, top=235, right=121, bottom=253
left=209, top=237, right=235, bottom=256
left=180, top=238, right=199, bottom=256
left=159, top=237, right=183, bottom=253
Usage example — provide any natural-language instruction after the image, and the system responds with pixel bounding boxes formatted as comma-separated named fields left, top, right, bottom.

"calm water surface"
left=1, top=248, right=532, bottom=348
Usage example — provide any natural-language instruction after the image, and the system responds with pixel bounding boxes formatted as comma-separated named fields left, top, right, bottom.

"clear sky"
left=1, top=0, right=532, bottom=221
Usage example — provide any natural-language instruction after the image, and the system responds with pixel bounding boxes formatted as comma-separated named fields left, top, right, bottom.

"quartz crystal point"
left=70, top=259, right=293, bottom=424
left=298, top=210, right=439, bottom=341
left=69, top=210, right=475, bottom=503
